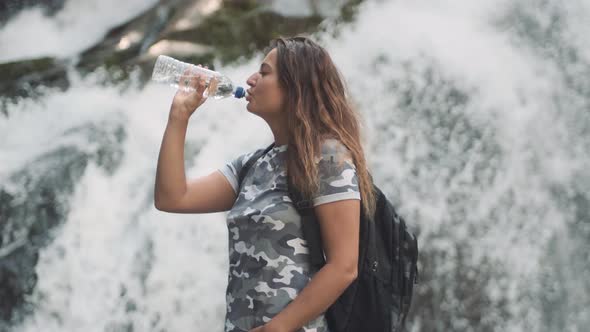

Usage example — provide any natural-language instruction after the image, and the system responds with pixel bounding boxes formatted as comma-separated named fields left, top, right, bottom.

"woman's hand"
left=169, top=64, right=217, bottom=121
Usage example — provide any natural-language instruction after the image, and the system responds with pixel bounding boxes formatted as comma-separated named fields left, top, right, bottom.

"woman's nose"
left=246, top=73, right=257, bottom=87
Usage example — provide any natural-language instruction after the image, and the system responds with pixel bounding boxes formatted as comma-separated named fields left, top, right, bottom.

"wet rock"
left=0, top=0, right=66, bottom=27
left=1, top=0, right=366, bottom=106
left=0, top=146, right=88, bottom=324
left=74, top=2, right=175, bottom=84
left=161, top=4, right=324, bottom=65
left=75, top=0, right=365, bottom=88
left=0, top=57, right=69, bottom=116
left=0, top=116, right=127, bottom=324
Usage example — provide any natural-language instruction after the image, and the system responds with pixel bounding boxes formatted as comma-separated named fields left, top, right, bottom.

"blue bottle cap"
left=234, top=86, right=246, bottom=99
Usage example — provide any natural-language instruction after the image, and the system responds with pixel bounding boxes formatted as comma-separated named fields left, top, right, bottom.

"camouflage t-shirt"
left=218, top=138, right=361, bottom=332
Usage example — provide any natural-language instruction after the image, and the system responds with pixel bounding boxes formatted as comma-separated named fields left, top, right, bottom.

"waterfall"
left=1, top=0, right=589, bottom=331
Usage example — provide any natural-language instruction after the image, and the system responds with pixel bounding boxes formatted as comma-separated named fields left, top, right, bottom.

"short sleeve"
left=311, top=139, right=361, bottom=207
left=218, top=149, right=262, bottom=195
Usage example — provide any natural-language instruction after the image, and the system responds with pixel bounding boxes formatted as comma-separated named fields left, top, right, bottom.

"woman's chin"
left=246, top=102, right=255, bottom=113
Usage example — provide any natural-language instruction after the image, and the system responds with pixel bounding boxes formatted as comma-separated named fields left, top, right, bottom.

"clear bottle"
left=151, top=55, right=246, bottom=99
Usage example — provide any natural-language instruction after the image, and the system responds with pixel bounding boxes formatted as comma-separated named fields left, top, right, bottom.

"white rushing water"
left=1, top=0, right=589, bottom=331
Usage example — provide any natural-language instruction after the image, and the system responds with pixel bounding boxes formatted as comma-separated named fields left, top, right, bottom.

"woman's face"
left=245, top=48, right=284, bottom=117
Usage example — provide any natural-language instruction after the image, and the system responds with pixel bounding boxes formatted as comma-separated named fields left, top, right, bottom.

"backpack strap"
left=236, top=142, right=276, bottom=190
left=288, top=170, right=378, bottom=269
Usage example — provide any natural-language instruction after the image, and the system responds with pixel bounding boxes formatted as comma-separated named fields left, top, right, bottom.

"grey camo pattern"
left=218, top=138, right=361, bottom=332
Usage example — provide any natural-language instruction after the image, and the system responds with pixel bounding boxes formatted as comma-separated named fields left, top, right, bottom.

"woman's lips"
left=246, top=94, right=252, bottom=101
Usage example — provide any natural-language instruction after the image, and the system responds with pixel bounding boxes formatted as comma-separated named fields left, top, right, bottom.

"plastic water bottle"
left=151, top=55, right=246, bottom=99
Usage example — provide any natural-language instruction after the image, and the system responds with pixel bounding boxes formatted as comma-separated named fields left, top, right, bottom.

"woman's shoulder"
left=242, top=146, right=268, bottom=162
left=317, top=137, right=353, bottom=163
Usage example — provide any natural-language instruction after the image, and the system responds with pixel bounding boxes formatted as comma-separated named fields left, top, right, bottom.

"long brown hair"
left=265, top=36, right=377, bottom=221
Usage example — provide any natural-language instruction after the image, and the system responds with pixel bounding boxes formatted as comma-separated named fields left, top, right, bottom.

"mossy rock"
left=161, top=6, right=323, bottom=66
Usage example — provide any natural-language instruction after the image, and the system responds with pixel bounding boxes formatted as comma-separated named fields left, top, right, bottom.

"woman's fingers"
left=196, top=74, right=208, bottom=98
left=178, top=63, right=211, bottom=99
left=188, top=66, right=200, bottom=92
left=207, top=76, right=218, bottom=96
left=179, top=67, right=192, bottom=91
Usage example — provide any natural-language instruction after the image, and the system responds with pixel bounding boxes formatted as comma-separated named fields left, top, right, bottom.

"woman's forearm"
left=267, top=263, right=357, bottom=332
left=154, top=110, right=190, bottom=208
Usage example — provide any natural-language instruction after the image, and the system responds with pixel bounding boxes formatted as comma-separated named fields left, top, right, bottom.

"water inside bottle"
left=171, top=75, right=237, bottom=99
left=151, top=55, right=239, bottom=99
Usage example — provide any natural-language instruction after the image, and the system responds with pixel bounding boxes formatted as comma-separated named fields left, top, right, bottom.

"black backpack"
left=237, top=142, right=419, bottom=332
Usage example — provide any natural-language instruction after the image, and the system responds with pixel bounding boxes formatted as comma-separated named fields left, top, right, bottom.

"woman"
left=154, top=36, right=377, bottom=332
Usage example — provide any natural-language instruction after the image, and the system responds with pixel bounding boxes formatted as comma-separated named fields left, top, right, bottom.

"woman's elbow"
left=154, top=196, right=170, bottom=211
left=330, top=262, right=358, bottom=281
